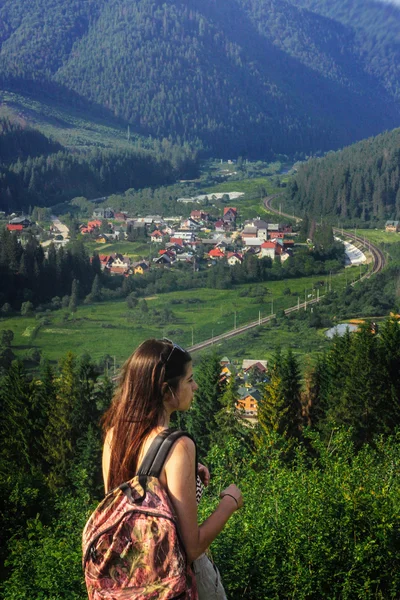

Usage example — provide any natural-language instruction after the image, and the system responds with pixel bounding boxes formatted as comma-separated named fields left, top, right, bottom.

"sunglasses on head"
left=161, top=338, right=186, bottom=364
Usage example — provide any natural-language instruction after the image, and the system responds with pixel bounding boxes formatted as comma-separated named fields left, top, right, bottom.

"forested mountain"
left=285, top=127, right=400, bottom=222
left=291, top=0, right=400, bottom=102
left=1, top=0, right=400, bottom=157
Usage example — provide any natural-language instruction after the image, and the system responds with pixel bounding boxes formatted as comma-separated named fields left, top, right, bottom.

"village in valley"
left=64, top=196, right=295, bottom=276
left=2, top=192, right=298, bottom=276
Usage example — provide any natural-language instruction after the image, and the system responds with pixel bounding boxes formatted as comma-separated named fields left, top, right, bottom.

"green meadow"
left=82, top=239, right=153, bottom=259
left=201, top=177, right=282, bottom=220
left=1, top=267, right=366, bottom=367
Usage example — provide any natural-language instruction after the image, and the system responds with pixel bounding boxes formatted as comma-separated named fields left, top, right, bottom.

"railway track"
left=188, top=195, right=387, bottom=353
left=265, top=195, right=387, bottom=278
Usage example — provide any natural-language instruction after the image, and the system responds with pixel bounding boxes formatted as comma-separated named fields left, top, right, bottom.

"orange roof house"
left=6, top=224, right=24, bottom=231
left=87, top=220, right=102, bottom=229
left=208, top=247, right=225, bottom=258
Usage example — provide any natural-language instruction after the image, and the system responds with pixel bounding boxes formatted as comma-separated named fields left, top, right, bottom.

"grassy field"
left=1, top=267, right=366, bottom=368
left=82, top=239, right=152, bottom=259
left=356, top=228, right=400, bottom=259
left=201, top=177, right=283, bottom=220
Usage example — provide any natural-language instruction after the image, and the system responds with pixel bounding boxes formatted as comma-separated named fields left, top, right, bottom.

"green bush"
left=201, top=430, right=400, bottom=599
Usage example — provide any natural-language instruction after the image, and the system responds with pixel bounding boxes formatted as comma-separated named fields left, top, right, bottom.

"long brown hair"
left=102, top=338, right=191, bottom=490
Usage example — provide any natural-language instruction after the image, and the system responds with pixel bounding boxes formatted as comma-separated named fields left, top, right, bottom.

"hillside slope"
left=0, top=0, right=400, bottom=157
left=285, top=127, right=400, bottom=222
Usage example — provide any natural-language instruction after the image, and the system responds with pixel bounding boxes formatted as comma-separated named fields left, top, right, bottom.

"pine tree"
left=257, top=350, right=302, bottom=442
left=187, top=352, right=222, bottom=458
left=42, top=353, right=78, bottom=491
left=69, top=279, right=79, bottom=312
left=90, top=274, right=102, bottom=301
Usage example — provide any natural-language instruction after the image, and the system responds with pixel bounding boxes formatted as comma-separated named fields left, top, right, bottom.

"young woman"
left=102, top=338, right=243, bottom=599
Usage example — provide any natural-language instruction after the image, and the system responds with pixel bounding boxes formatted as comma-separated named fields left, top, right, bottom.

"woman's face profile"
left=174, top=361, right=198, bottom=412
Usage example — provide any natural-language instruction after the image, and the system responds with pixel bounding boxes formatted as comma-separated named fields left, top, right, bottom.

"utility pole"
left=297, top=297, right=300, bottom=310
left=234, top=311, right=237, bottom=330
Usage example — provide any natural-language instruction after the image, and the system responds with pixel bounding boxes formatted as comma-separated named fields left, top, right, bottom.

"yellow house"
left=95, top=235, right=108, bottom=243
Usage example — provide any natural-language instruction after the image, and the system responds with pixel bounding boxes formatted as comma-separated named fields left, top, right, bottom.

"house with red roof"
left=98, top=255, right=113, bottom=270
left=190, top=210, right=210, bottom=221
left=222, top=207, right=237, bottom=229
left=150, top=230, right=164, bottom=242
left=260, top=241, right=278, bottom=259
left=227, top=252, right=244, bottom=266
left=208, top=247, right=225, bottom=259
left=6, top=224, right=24, bottom=232
left=170, top=237, right=184, bottom=247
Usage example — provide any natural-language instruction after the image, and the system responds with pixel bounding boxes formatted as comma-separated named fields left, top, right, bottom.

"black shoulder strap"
left=137, top=429, right=197, bottom=479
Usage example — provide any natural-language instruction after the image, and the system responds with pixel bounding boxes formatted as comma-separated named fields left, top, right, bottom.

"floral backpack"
left=82, top=429, right=198, bottom=600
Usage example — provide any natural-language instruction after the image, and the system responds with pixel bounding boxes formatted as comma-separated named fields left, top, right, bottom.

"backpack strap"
left=137, top=429, right=197, bottom=479
left=119, top=429, right=197, bottom=504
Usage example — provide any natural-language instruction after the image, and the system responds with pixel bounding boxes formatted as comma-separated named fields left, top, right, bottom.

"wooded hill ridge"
left=286, top=127, right=400, bottom=222
left=0, top=118, right=199, bottom=212
left=1, top=0, right=400, bottom=157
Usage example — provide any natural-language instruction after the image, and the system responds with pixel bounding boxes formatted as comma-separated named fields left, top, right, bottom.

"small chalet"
left=237, top=388, right=261, bottom=415
left=6, top=224, right=24, bottom=232
left=181, top=217, right=201, bottom=230
left=170, top=237, right=185, bottom=247
left=132, top=261, right=150, bottom=275
left=215, top=220, right=227, bottom=233
left=191, top=210, right=209, bottom=221
left=243, top=361, right=268, bottom=382
left=385, top=220, right=400, bottom=232
left=98, top=255, right=113, bottom=270
left=223, top=207, right=237, bottom=223
left=260, top=241, right=278, bottom=259
left=245, top=218, right=268, bottom=240
left=95, top=234, right=110, bottom=243
left=150, top=230, right=164, bottom=242
left=227, top=252, right=244, bottom=266
left=208, top=247, right=225, bottom=259
left=153, top=254, right=173, bottom=266
left=8, top=216, right=31, bottom=228
left=110, top=254, right=131, bottom=269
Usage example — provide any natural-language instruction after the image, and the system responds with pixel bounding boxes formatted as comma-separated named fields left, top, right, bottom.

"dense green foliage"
left=0, top=231, right=100, bottom=312
left=286, top=128, right=400, bottom=222
left=1, top=322, right=400, bottom=598
left=0, top=117, right=62, bottom=163
left=0, top=118, right=199, bottom=212
left=1, top=0, right=400, bottom=156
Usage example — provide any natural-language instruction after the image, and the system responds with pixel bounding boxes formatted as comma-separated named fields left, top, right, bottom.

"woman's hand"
left=198, top=462, right=210, bottom=487
left=220, top=483, right=243, bottom=510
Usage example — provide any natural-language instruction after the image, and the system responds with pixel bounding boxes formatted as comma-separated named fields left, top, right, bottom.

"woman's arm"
left=164, top=436, right=241, bottom=562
